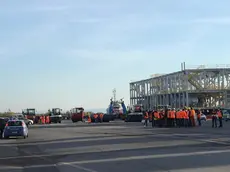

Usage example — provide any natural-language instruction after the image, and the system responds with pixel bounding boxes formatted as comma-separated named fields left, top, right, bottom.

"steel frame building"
left=130, top=63, right=230, bottom=110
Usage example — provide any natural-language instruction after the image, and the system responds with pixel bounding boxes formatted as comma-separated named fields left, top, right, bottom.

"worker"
left=180, top=109, right=184, bottom=127
left=93, top=113, right=98, bottom=123
left=143, top=111, right=149, bottom=127
left=167, top=108, right=171, bottom=127
left=183, top=109, right=189, bottom=127
left=212, top=109, right=217, bottom=128
left=100, top=113, right=104, bottom=123
left=217, top=109, right=223, bottom=128
left=149, top=111, right=153, bottom=124
left=171, top=108, right=176, bottom=127
left=190, top=108, right=196, bottom=127
left=197, top=110, right=202, bottom=126
left=187, top=108, right=191, bottom=127
left=175, top=109, right=180, bottom=127
left=45, top=116, right=50, bottom=124
left=39, top=116, right=42, bottom=124
left=88, top=115, right=91, bottom=123
left=158, top=110, right=163, bottom=127
left=152, top=110, right=159, bottom=127
left=42, top=116, right=45, bottom=124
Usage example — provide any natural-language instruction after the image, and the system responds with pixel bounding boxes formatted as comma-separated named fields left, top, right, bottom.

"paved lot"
left=1, top=120, right=230, bottom=172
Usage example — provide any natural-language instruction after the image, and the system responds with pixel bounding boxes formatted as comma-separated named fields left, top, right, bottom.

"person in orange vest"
left=180, top=109, right=185, bottom=127
left=88, top=115, right=92, bottom=123
left=167, top=108, right=171, bottom=127
left=171, top=108, right=176, bottom=127
left=190, top=108, right=196, bottom=127
left=159, top=110, right=165, bottom=127
left=183, top=109, right=189, bottom=127
left=143, top=111, right=149, bottom=127
left=93, top=113, right=98, bottom=123
left=100, top=113, right=104, bottom=123
left=175, top=109, right=180, bottom=127
left=217, top=109, right=223, bottom=128
left=149, top=110, right=153, bottom=124
left=45, top=116, right=48, bottom=124
left=197, top=109, right=202, bottom=126
left=152, top=110, right=159, bottom=127
left=179, top=109, right=184, bottom=127
left=42, top=116, right=45, bottom=124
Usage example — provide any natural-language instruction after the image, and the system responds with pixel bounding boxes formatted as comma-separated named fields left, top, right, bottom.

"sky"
left=1, top=0, right=230, bottom=112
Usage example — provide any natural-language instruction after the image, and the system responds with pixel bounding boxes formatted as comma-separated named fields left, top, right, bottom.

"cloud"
left=1, top=22, right=60, bottom=59
left=193, top=17, right=230, bottom=24
left=0, top=4, right=71, bottom=14
left=32, top=6, right=70, bottom=12
left=69, top=18, right=108, bottom=23
left=65, top=49, right=145, bottom=62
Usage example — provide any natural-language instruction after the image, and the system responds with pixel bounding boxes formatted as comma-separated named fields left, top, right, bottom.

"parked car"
left=3, top=120, right=28, bottom=139
left=14, top=114, right=33, bottom=126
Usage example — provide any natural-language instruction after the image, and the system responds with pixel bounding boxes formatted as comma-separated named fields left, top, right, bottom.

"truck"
left=71, top=107, right=84, bottom=123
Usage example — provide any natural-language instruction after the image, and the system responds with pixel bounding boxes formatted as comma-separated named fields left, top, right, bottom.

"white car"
left=14, top=114, right=34, bottom=125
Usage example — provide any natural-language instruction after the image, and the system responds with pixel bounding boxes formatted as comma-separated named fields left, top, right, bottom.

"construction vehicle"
left=125, top=104, right=144, bottom=122
left=62, top=111, right=71, bottom=120
left=49, top=108, right=62, bottom=123
left=71, top=107, right=84, bottom=123
left=22, top=109, right=36, bottom=121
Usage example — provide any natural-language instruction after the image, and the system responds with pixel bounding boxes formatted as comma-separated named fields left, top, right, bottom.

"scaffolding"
left=130, top=63, right=230, bottom=110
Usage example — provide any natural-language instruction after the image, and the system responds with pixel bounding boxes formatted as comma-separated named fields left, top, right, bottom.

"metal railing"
left=185, top=64, right=230, bottom=70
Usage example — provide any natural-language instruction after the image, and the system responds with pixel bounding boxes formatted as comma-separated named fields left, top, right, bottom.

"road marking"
left=0, top=140, right=201, bottom=160
left=2, top=149, right=230, bottom=170
left=0, top=133, right=204, bottom=147
left=0, top=135, right=148, bottom=147
left=57, top=149, right=230, bottom=165
left=165, top=164, right=230, bottom=172
left=62, top=163, right=98, bottom=172
left=200, top=139, right=230, bottom=145
left=45, top=140, right=201, bottom=154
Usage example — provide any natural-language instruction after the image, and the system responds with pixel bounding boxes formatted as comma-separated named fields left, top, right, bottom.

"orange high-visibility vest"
left=217, top=111, right=222, bottom=118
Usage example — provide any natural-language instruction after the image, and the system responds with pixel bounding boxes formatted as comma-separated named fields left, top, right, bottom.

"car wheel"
left=24, top=136, right=26, bottom=139
left=28, top=121, right=32, bottom=125
left=59, top=121, right=61, bottom=123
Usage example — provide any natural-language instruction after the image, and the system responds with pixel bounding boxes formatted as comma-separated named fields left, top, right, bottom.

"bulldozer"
left=71, top=107, right=84, bottom=122
left=22, top=109, right=36, bottom=121
left=48, top=108, right=62, bottom=123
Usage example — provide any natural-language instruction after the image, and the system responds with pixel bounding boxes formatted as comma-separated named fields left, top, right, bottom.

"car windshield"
left=7, top=121, right=23, bottom=126
left=73, top=108, right=83, bottom=113
left=28, top=109, right=35, bottom=114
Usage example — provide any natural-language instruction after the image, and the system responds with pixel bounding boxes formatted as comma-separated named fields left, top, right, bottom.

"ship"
left=106, top=89, right=127, bottom=118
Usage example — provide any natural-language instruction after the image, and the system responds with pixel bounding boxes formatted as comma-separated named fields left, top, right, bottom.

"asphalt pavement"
left=1, top=120, right=230, bottom=172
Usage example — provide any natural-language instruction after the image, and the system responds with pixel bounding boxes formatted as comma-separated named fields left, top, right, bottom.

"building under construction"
left=130, top=63, right=230, bottom=110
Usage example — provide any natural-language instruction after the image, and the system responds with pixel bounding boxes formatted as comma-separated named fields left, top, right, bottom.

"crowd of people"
left=143, top=108, right=223, bottom=128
